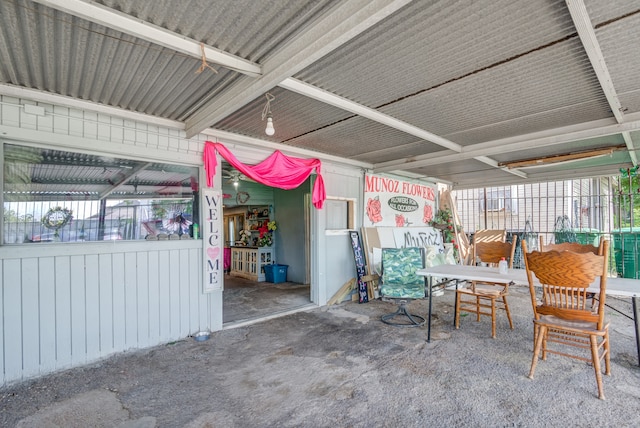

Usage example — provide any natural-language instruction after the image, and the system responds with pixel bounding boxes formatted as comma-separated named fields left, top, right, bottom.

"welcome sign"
left=364, top=174, right=437, bottom=227
left=203, top=189, right=223, bottom=292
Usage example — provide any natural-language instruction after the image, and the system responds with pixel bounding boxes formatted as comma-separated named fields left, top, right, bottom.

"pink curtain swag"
left=203, top=141, right=326, bottom=209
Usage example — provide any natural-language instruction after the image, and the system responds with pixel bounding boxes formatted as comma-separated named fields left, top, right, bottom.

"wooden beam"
left=498, top=145, right=625, bottom=169
left=327, top=278, right=356, bottom=306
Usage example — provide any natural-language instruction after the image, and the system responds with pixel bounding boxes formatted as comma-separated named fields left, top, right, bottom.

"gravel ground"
left=1, top=285, right=640, bottom=427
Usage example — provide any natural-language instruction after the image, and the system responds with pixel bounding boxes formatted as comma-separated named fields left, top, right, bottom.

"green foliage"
left=3, top=207, right=34, bottom=222
left=616, top=167, right=640, bottom=227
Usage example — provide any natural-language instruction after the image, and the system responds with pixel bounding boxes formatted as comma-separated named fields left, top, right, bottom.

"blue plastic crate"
left=264, top=264, right=288, bottom=283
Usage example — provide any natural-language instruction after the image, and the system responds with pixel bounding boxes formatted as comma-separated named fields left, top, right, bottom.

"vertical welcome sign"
left=203, top=189, right=222, bottom=292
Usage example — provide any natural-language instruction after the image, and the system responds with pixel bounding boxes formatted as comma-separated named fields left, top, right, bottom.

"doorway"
left=221, top=162, right=313, bottom=325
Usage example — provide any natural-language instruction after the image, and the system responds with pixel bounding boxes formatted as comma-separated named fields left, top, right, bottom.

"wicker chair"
left=379, top=247, right=426, bottom=327
left=455, top=236, right=517, bottom=338
left=522, top=240, right=611, bottom=399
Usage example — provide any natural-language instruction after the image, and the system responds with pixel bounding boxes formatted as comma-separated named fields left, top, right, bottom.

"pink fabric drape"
left=203, top=141, right=326, bottom=209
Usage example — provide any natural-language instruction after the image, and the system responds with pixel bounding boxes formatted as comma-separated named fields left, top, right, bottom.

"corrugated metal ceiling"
left=1, top=0, right=640, bottom=190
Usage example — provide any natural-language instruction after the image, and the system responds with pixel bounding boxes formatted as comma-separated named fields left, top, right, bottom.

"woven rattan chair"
left=522, top=240, right=611, bottom=399
left=455, top=236, right=517, bottom=338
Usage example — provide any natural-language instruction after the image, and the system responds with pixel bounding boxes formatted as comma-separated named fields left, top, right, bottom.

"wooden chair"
left=539, top=235, right=603, bottom=254
left=379, top=247, right=426, bottom=327
left=538, top=236, right=604, bottom=311
left=455, top=236, right=517, bottom=338
left=472, top=229, right=507, bottom=246
left=521, top=240, right=611, bottom=399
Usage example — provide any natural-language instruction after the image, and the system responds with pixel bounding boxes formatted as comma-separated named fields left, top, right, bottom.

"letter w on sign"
left=349, top=230, right=368, bottom=303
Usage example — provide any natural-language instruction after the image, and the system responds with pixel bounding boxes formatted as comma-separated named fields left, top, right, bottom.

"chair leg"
left=604, top=330, right=611, bottom=376
left=476, top=296, right=481, bottom=322
left=590, top=334, right=606, bottom=400
left=502, top=295, right=514, bottom=329
left=381, top=301, right=426, bottom=327
left=455, top=292, right=461, bottom=329
left=491, top=298, right=497, bottom=339
left=529, top=324, right=546, bottom=379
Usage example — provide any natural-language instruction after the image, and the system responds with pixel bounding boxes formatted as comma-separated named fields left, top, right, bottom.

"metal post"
left=633, top=297, right=640, bottom=367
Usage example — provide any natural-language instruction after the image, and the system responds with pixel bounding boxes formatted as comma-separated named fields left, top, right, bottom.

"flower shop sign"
left=364, top=174, right=436, bottom=227
left=203, top=189, right=223, bottom=292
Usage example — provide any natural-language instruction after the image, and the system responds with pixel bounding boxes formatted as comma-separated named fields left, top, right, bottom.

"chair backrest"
left=473, top=229, right=506, bottom=244
left=380, top=247, right=425, bottom=299
left=522, top=240, right=609, bottom=329
left=473, top=237, right=518, bottom=268
left=539, top=235, right=604, bottom=255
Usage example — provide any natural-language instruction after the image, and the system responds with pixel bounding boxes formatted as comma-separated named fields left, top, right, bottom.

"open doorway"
left=220, top=162, right=313, bottom=325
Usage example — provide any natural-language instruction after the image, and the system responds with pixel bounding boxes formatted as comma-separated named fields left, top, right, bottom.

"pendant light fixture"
left=262, top=92, right=276, bottom=136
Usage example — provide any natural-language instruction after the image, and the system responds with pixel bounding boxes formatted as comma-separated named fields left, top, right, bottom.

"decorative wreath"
left=42, top=206, right=73, bottom=231
left=236, top=191, right=250, bottom=204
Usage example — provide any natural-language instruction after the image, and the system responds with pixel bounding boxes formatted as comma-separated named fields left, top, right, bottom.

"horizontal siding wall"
left=0, top=94, right=204, bottom=163
left=1, top=241, right=209, bottom=386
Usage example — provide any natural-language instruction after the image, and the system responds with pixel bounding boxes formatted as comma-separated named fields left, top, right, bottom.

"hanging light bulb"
left=265, top=113, right=275, bottom=136
left=233, top=177, right=239, bottom=187
left=262, top=92, right=276, bottom=136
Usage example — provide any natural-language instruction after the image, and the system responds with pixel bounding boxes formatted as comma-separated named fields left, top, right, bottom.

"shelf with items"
left=230, top=246, right=273, bottom=281
left=244, top=206, right=271, bottom=232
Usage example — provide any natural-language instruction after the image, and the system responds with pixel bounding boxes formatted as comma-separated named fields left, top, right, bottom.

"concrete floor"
left=2, top=285, right=640, bottom=427
left=222, top=275, right=312, bottom=324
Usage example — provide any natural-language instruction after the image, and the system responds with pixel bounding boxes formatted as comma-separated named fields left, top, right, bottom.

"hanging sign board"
left=364, top=174, right=436, bottom=227
left=203, top=189, right=223, bottom=292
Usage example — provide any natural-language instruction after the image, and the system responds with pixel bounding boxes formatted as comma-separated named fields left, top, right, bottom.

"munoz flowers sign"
left=364, top=174, right=436, bottom=227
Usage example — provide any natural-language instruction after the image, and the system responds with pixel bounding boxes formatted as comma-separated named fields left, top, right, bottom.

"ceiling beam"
left=498, top=146, right=625, bottom=169
left=201, top=129, right=372, bottom=169
left=452, top=164, right=626, bottom=190
left=374, top=115, right=640, bottom=172
left=31, top=0, right=262, bottom=77
left=185, top=0, right=413, bottom=138
left=622, top=131, right=638, bottom=165
left=474, top=156, right=528, bottom=179
left=98, top=162, right=151, bottom=200
left=279, top=78, right=462, bottom=152
left=566, top=0, right=624, bottom=123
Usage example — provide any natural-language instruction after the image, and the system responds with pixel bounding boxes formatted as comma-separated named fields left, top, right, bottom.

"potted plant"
left=429, top=208, right=459, bottom=259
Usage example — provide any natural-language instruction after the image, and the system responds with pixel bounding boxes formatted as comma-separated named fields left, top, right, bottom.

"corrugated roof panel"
left=379, top=38, right=609, bottom=143
left=584, top=0, right=639, bottom=24
left=296, top=0, right=576, bottom=108
left=595, top=13, right=640, bottom=114
left=94, top=0, right=340, bottom=63
left=0, top=1, right=241, bottom=120
left=213, top=87, right=354, bottom=142
left=286, top=116, right=433, bottom=160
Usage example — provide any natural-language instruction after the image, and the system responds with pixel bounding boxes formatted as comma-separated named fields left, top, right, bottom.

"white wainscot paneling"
left=0, top=242, right=211, bottom=387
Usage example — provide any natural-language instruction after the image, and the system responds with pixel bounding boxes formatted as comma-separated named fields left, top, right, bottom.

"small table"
left=417, top=264, right=640, bottom=365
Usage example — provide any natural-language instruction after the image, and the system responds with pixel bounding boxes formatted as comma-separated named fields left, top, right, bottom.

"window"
left=325, top=198, right=355, bottom=230
left=480, top=188, right=517, bottom=213
left=2, top=144, right=199, bottom=244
